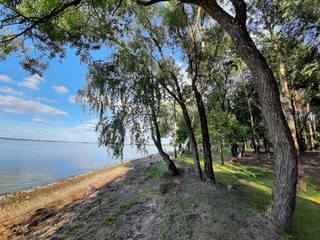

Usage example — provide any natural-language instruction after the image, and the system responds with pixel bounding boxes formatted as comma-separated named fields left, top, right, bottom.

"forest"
left=0, top=0, right=319, bottom=235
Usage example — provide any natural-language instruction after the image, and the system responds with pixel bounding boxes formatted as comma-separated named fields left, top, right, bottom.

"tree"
left=133, top=7, right=204, bottom=179
left=78, top=43, right=179, bottom=175
left=160, top=5, right=215, bottom=181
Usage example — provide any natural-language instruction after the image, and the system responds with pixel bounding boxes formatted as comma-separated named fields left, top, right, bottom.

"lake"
left=0, top=139, right=171, bottom=194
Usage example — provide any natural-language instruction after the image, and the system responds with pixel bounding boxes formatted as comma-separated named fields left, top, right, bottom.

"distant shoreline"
left=0, top=136, right=172, bottom=146
left=0, top=136, right=95, bottom=144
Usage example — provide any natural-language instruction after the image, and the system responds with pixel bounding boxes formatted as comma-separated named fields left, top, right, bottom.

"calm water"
left=0, top=139, right=171, bottom=194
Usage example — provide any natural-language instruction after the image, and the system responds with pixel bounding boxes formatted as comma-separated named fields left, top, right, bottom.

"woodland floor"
left=0, top=151, right=319, bottom=240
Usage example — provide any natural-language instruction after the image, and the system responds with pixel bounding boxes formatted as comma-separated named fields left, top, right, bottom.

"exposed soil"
left=0, top=153, right=284, bottom=240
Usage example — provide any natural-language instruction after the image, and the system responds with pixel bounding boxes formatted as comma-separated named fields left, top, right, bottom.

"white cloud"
left=33, top=96, right=57, bottom=103
left=68, top=95, right=77, bottom=103
left=70, top=119, right=98, bottom=133
left=32, top=117, right=63, bottom=125
left=0, top=95, right=68, bottom=115
left=0, top=74, right=12, bottom=83
left=53, top=85, right=68, bottom=94
left=0, top=86, right=24, bottom=96
left=19, top=75, right=45, bottom=90
left=177, top=62, right=190, bottom=84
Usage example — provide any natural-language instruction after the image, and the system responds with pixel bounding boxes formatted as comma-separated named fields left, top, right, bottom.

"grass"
left=147, top=162, right=167, bottom=180
left=104, top=215, right=117, bottom=226
left=118, top=196, right=140, bottom=214
left=104, top=196, right=140, bottom=226
left=180, top=154, right=320, bottom=240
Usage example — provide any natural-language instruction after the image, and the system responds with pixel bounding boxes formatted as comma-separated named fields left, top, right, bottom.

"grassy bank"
left=180, top=154, right=320, bottom=240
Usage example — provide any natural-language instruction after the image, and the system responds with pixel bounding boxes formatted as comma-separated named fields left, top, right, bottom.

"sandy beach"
left=0, top=156, right=153, bottom=239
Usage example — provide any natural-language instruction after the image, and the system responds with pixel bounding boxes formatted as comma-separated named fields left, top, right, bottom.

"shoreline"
left=0, top=154, right=160, bottom=237
left=0, top=155, right=148, bottom=198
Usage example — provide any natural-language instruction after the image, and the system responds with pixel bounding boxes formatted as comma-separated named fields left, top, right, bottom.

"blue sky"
left=0, top=50, right=100, bottom=142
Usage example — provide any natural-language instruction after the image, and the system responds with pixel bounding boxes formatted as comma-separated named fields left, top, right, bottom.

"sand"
left=0, top=157, right=147, bottom=239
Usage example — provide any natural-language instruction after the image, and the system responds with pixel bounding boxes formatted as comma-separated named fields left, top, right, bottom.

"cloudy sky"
left=0, top=50, right=99, bottom=142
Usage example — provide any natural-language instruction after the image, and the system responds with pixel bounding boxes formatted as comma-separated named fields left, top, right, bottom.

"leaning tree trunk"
left=268, top=30, right=307, bottom=191
left=197, top=1, right=298, bottom=230
left=192, top=83, right=215, bottom=182
left=180, top=104, right=203, bottom=180
left=150, top=108, right=179, bottom=176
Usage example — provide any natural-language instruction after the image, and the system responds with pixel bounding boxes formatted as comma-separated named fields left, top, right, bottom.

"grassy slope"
left=181, top=154, right=320, bottom=240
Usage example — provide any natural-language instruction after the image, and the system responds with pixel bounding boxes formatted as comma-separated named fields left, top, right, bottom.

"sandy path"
left=0, top=160, right=136, bottom=239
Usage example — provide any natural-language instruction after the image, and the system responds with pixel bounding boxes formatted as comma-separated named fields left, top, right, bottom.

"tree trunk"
left=231, top=143, right=238, bottom=159
left=307, top=104, right=315, bottom=151
left=242, top=76, right=260, bottom=160
left=239, top=143, right=245, bottom=157
left=173, top=101, right=178, bottom=158
left=266, top=24, right=307, bottom=191
left=198, top=1, right=298, bottom=230
left=192, top=83, right=215, bottom=182
left=180, top=105, right=203, bottom=180
left=220, top=142, right=224, bottom=164
left=150, top=108, right=179, bottom=176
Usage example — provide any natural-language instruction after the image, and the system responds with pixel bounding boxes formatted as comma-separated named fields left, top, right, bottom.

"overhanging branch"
left=230, top=0, right=247, bottom=25
left=134, top=0, right=169, bottom=6
left=1, top=0, right=83, bottom=43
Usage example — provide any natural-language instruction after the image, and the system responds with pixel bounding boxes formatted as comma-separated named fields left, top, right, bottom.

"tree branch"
left=1, top=0, right=83, bottom=43
left=230, top=0, right=247, bottom=25
left=134, top=0, right=169, bottom=6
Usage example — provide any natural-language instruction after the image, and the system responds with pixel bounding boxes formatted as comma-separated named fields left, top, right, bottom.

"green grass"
left=182, top=154, right=320, bottom=240
left=118, top=196, right=140, bottom=214
left=147, top=162, right=167, bottom=180
left=104, top=196, right=140, bottom=226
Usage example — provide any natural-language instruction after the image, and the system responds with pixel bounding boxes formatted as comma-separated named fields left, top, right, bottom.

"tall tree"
left=78, top=44, right=179, bottom=175
left=160, top=5, right=215, bottom=181
left=133, top=7, right=204, bottom=179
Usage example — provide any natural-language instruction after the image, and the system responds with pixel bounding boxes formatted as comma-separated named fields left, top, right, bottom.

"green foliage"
left=0, top=0, right=135, bottom=72
left=207, top=110, right=250, bottom=144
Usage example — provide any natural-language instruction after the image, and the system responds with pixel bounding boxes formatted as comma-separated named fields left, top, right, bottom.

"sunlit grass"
left=179, top=154, right=320, bottom=240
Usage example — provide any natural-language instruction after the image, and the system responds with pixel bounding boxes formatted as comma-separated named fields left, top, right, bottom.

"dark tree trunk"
left=180, top=104, right=203, bottom=180
left=192, top=84, right=215, bottom=182
left=220, top=142, right=224, bottom=164
left=150, top=108, right=179, bottom=176
left=197, top=1, right=298, bottom=230
left=231, top=143, right=238, bottom=159
left=173, top=101, right=178, bottom=159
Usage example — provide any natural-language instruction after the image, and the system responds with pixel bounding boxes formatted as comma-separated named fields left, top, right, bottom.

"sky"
left=0, top=50, right=100, bottom=142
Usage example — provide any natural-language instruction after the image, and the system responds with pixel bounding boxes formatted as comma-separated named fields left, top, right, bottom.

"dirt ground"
left=0, top=153, right=286, bottom=240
